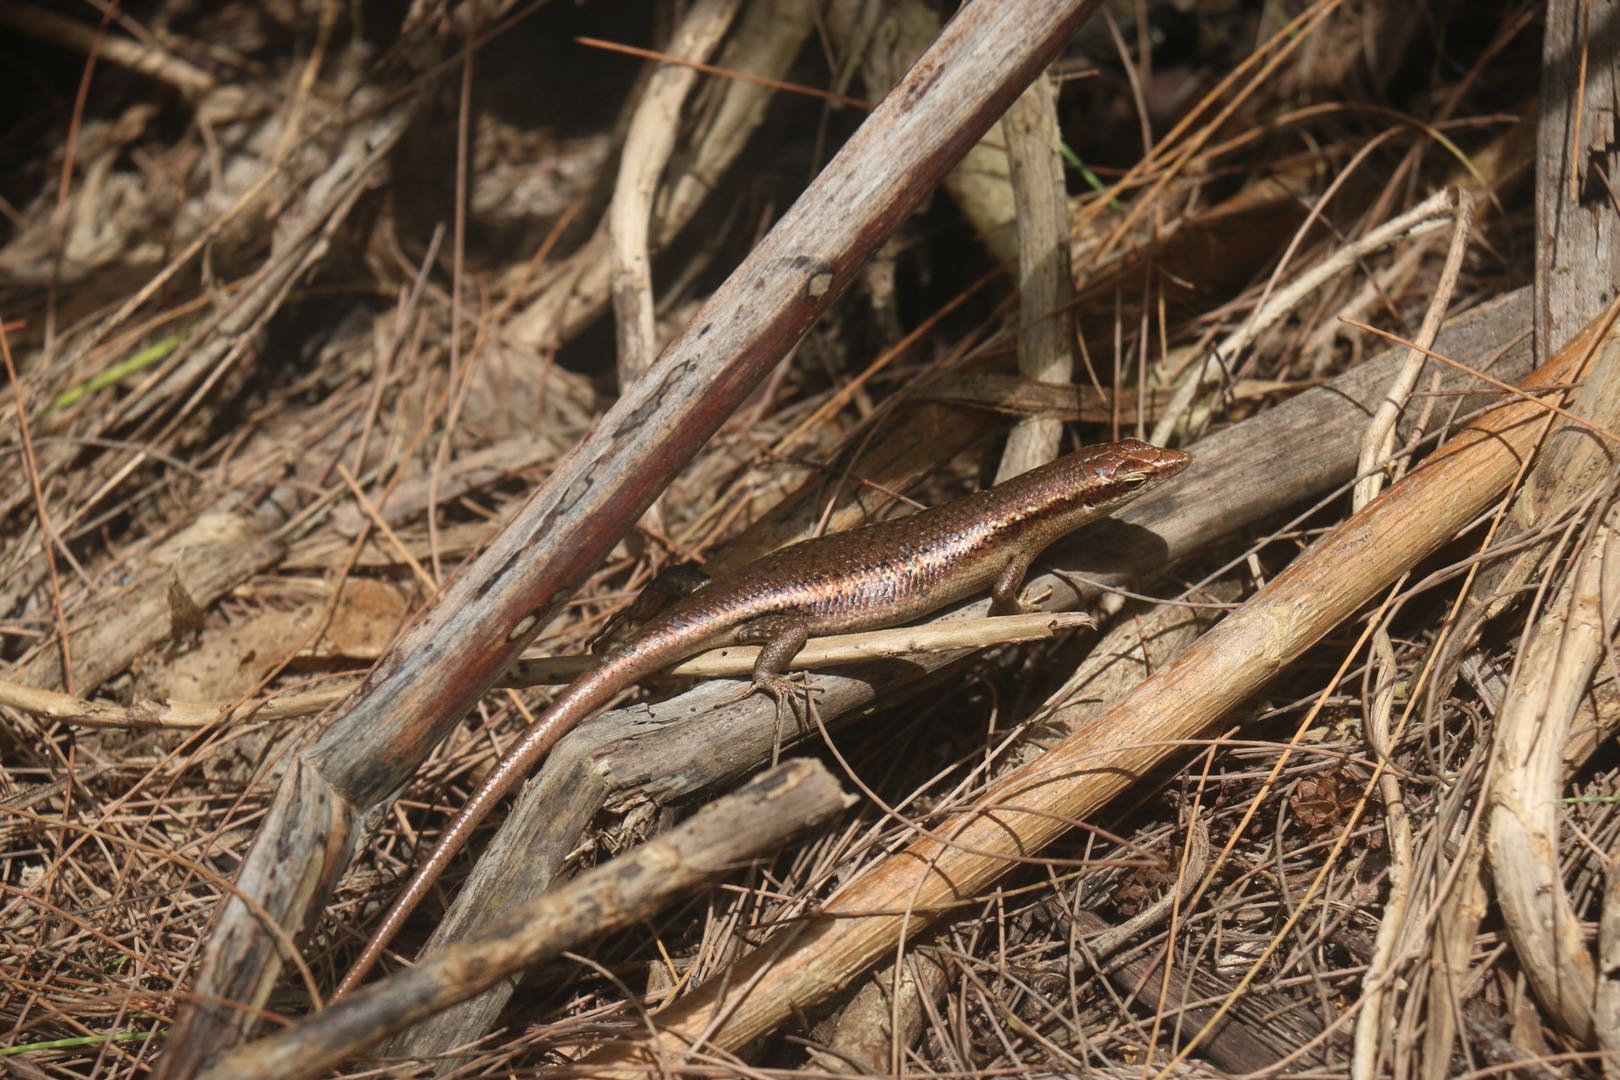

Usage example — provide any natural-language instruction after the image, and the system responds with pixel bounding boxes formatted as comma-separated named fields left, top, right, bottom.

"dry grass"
left=2, top=0, right=1614, bottom=1077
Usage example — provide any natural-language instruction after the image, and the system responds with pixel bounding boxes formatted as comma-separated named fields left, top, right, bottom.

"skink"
left=335, top=438, right=1190, bottom=996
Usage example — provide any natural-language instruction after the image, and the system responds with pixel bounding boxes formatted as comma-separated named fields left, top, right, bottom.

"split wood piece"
left=382, top=289, right=1534, bottom=1061
left=196, top=759, right=851, bottom=1080
left=813, top=951, right=950, bottom=1073
left=159, top=2, right=1110, bottom=1071
left=576, top=303, right=1617, bottom=1073
left=1534, top=0, right=1620, bottom=360
left=999, top=581, right=1238, bottom=775
left=1488, top=498, right=1620, bottom=1047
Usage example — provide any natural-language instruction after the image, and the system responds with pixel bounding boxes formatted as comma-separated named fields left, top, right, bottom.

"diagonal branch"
left=160, top=1, right=1109, bottom=1073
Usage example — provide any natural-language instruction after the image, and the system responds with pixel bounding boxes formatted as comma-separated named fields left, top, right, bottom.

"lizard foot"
left=714, top=671, right=821, bottom=711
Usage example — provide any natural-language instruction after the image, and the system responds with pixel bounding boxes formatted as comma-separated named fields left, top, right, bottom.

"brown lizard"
left=335, top=438, right=1190, bottom=996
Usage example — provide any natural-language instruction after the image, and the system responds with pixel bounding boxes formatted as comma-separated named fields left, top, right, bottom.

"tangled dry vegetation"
left=1, top=0, right=1617, bottom=1076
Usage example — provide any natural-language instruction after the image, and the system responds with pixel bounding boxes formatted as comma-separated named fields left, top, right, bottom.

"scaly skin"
left=334, top=439, right=1190, bottom=997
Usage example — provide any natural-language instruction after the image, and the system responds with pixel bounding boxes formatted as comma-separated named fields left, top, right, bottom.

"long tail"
left=333, top=643, right=665, bottom=999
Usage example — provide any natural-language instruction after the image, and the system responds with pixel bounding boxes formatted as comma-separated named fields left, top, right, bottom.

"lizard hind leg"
left=714, top=615, right=816, bottom=709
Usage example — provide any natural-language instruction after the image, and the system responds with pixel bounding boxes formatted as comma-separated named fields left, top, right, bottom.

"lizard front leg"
left=990, top=549, right=1043, bottom=615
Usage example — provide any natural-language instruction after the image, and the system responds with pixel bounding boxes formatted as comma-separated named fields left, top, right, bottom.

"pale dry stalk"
left=1487, top=495, right=1620, bottom=1046
left=609, top=0, right=740, bottom=389
left=996, top=70, right=1074, bottom=482
left=1349, top=186, right=1474, bottom=1080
